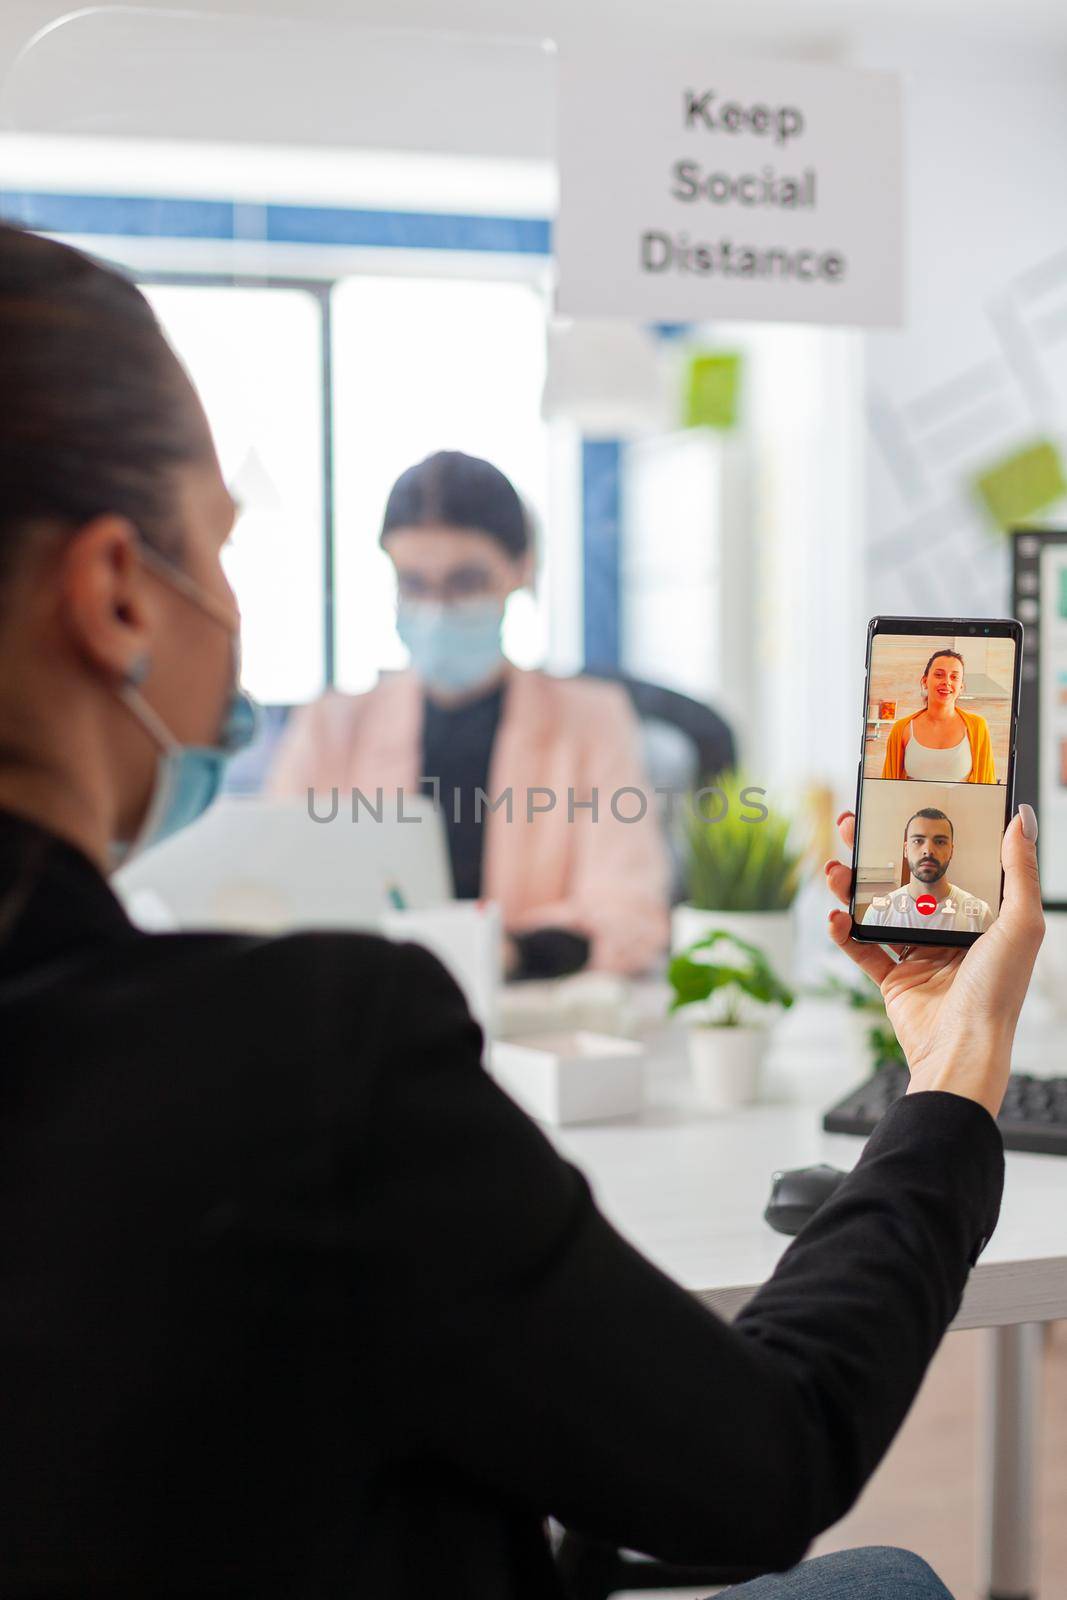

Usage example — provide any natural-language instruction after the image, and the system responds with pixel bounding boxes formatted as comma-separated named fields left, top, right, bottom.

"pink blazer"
left=267, top=668, right=670, bottom=974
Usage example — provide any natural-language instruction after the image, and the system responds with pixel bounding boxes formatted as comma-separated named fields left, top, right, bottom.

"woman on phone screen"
left=881, top=649, right=996, bottom=783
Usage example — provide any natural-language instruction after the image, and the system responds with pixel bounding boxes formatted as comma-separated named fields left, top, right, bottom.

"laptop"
left=113, top=794, right=453, bottom=933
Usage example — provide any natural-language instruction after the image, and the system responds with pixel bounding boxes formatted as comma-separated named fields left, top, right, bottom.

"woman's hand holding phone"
left=824, top=808, right=1044, bottom=1120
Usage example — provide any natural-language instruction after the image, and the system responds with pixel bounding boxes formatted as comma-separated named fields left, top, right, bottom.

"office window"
left=144, top=283, right=326, bottom=705
left=331, top=275, right=550, bottom=693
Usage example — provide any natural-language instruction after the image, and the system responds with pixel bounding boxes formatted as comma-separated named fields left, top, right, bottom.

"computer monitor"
left=113, top=795, right=453, bottom=932
left=1012, top=528, right=1067, bottom=911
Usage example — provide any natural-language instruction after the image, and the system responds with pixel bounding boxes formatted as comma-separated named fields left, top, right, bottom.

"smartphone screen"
left=850, top=617, right=1023, bottom=949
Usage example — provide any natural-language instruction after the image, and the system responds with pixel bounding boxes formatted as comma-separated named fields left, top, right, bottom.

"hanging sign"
left=556, top=48, right=903, bottom=327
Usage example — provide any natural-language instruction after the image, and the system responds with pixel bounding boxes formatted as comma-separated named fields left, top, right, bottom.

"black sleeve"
left=344, top=941, right=1003, bottom=1571
left=510, top=927, right=591, bottom=980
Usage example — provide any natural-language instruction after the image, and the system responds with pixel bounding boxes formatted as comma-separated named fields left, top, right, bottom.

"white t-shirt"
left=903, top=729, right=971, bottom=782
left=862, top=882, right=994, bottom=935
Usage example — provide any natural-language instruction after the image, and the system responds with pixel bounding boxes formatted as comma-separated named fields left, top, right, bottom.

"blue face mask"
left=396, top=597, right=506, bottom=695
left=112, top=554, right=261, bottom=866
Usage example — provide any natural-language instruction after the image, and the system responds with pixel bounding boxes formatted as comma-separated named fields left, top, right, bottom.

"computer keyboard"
left=824, top=1064, right=1067, bottom=1156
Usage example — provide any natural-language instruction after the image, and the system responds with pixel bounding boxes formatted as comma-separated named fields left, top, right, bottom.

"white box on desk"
left=489, top=1031, right=644, bottom=1126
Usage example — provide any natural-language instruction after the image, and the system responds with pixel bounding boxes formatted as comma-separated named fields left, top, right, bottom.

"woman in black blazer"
left=0, top=223, right=1046, bottom=1600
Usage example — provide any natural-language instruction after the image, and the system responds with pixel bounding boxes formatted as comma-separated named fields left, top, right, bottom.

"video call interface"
left=854, top=630, right=1017, bottom=936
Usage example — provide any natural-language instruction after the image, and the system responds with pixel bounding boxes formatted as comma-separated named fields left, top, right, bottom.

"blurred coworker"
left=881, top=649, right=996, bottom=782
left=863, top=808, right=995, bottom=934
left=269, top=451, right=669, bottom=977
left=0, top=219, right=1049, bottom=1600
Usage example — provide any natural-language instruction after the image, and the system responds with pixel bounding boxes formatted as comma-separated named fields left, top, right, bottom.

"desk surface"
left=551, top=998, right=1067, bottom=1332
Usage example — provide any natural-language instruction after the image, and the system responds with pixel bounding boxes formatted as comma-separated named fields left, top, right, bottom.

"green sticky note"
left=974, top=439, right=1067, bottom=532
left=684, top=352, right=742, bottom=430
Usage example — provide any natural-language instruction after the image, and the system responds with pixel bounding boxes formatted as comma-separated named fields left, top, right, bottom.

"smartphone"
left=850, top=616, right=1023, bottom=949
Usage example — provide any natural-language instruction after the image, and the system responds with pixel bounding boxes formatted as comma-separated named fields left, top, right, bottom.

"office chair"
left=587, top=671, right=736, bottom=903
left=555, top=1530, right=765, bottom=1598
left=590, top=671, right=735, bottom=789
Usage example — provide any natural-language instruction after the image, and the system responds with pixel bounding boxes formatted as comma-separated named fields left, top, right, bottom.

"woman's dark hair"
left=380, top=451, right=529, bottom=558
left=921, top=648, right=965, bottom=684
left=0, top=226, right=212, bottom=937
left=0, top=222, right=208, bottom=588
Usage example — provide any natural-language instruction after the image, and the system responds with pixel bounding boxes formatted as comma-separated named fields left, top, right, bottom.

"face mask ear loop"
left=124, top=653, right=151, bottom=688
left=118, top=655, right=181, bottom=756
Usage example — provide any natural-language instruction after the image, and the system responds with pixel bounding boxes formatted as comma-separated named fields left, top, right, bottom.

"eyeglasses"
left=395, top=565, right=497, bottom=604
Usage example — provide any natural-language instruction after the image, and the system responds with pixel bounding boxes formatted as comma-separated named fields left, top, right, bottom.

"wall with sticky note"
left=858, top=33, right=1067, bottom=620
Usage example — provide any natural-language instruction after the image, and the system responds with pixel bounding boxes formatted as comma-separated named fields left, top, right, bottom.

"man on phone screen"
left=863, top=807, right=995, bottom=934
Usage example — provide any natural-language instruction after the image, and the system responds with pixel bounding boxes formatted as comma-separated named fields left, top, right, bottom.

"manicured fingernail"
left=1019, top=803, right=1038, bottom=843
left=836, top=810, right=853, bottom=825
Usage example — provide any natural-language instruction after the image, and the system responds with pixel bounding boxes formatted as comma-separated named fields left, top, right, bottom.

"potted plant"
left=669, top=930, right=794, bottom=1109
left=672, top=772, right=805, bottom=982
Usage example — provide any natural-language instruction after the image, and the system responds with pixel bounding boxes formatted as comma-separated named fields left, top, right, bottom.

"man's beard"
left=910, top=855, right=947, bottom=884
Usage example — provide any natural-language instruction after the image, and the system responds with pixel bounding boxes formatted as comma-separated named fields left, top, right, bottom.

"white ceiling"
left=301, top=0, right=1067, bottom=41
left=3, top=0, right=1064, bottom=164
left=5, top=0, right=1067, bottom=59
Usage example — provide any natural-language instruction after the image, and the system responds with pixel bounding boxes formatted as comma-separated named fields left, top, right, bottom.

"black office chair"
left=598, top=672, right=735, bottom=787
left=588, top=671, right=736, bottom=903
left=555, top=1531, right=765, bottom=1599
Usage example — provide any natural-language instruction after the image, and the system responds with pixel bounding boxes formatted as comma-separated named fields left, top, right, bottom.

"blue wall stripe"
left=265, top=203, right=550, bottom=255
left=0, top=189, right=551, bottom=255
left=581, top=440, right=623, bottom=674
left=0, top=191, right=237, bottom=240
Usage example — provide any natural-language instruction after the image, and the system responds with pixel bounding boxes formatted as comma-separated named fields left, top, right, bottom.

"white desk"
left=550, top=999, right=1067, bottom=1600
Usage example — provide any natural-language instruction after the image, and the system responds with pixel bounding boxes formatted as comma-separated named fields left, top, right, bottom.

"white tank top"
left=903, top=721, right=971, bottom=782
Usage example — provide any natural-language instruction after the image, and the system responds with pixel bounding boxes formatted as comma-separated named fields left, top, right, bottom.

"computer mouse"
left=764, top=1163, right=847, bottom=1236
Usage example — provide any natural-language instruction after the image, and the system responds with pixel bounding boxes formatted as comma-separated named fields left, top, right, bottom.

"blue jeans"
left=721, top=1546, right=953, bottom=1599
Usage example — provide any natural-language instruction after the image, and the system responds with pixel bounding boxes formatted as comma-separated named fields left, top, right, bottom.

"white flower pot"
left=688, top=1025, right=768, bottom=1110
left=671, top=905, right=795, bottom=984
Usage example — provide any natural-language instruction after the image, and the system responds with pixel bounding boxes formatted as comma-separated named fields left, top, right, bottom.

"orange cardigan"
left=881, top=707, right=996, bottom=783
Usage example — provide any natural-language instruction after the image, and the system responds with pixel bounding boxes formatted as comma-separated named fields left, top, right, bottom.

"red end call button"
left=916, top=894, right=937, bottom=916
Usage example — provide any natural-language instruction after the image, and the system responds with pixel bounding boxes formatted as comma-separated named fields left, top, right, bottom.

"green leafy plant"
left=669, top=930, right=794, bottom=1028
left=818, top=972, right=906, bottom=1068
left=684, top=772, right=805, bottom=912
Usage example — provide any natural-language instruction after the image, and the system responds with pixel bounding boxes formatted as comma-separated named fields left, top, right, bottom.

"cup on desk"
left=380, top=900, right=501, bottom=1038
